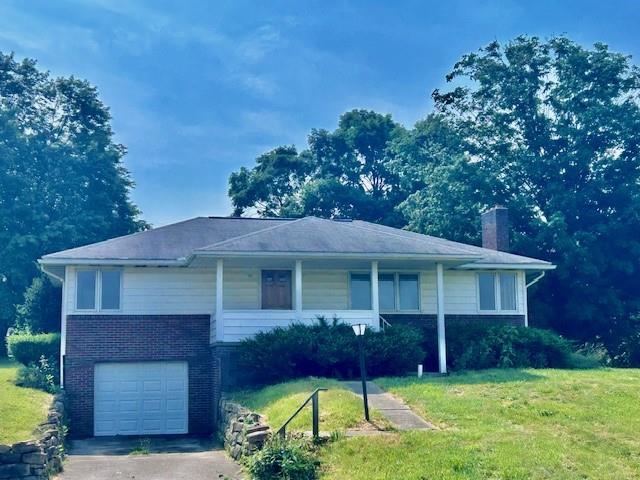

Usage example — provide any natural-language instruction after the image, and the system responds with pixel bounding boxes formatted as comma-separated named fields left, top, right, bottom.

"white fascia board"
left=455, top=263, right=556, bottom=270
left=190, top=251, right=482, bottom=262
left=38, top=258, right=187, bottom=267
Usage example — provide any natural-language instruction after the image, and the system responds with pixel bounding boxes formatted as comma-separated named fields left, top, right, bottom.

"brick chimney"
left=481, top=206, right=509, bottom=251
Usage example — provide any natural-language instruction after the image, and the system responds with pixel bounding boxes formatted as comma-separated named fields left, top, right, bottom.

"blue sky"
left=2, top=1, right=639, bottom=226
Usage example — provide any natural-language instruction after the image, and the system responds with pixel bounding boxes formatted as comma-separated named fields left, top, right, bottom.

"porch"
left=203, top=256, right=449, bottom=373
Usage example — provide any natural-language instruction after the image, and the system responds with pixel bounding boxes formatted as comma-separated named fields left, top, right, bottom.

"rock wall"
left=218, top=398, right=271, bottom=461
left=0, top=392, right=66, bottom=479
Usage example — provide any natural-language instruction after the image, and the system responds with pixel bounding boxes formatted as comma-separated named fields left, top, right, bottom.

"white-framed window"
left=349, top=272, right=421, bottom=311
left=76, top=268, right=122, bottom=311
left=349, top=273, right=372, bottom=310
left=477, top=272, right=517, bottom=312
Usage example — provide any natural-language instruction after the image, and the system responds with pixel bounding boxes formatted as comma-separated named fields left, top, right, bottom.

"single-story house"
left=39, top=206, right=554, bottom=437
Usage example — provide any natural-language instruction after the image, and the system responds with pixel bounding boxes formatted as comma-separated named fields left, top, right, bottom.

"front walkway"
left=343, top=381, right=435, bottom=431
left=55, top=437, right=243, bottom=480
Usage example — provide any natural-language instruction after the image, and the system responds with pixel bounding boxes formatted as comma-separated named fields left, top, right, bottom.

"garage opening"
left=94, top=361, right=188, bottom=436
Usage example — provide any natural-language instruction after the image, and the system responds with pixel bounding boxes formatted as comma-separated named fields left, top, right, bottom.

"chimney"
left=481, top=206, right=509, bottom=251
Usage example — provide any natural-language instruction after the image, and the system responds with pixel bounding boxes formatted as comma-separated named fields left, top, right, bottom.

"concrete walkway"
left=343, top=381, right=434, bottom=431
left=54, top=437, right=243, bottom=480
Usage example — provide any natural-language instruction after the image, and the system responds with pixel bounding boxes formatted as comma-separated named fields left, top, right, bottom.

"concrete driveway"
left=54, top=437, right=244, bottom=480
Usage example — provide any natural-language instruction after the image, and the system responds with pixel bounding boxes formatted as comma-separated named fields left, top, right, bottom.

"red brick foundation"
left=64, top=314, right=213, bottom=438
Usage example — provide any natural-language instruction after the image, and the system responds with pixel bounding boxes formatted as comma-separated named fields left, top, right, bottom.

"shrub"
left=245, top=436, right=318, bottom=480
left=15, top=355, right=59, bottom=393
left=7, top=333, right=61, bottom=366
left=238, top=318, right=424, bottom=385
left=611, top=331, right=640, bottom=367
left=446, top=324, right=573, bottom=370
left=14, top=275, right=61, bottom=333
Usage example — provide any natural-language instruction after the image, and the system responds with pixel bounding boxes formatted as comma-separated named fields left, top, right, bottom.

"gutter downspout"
left=526, top=271, right=546, bottom=288
left=523, top=271, right=546, bottom=328
left=39, top=264, right=66, bottom=388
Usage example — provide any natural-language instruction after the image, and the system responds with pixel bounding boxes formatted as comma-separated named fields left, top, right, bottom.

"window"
left=499, top=273, right=517, bottom=311
left=478, top=272, right=517, bottom=311
left=101, top=270, right=122, bottom=310
left=351, top=272, right=420, bottom=312
left=398, top=274, right=420, bottom=310
left=77, top=269, right=97, bottom=310
left=76, top=269, right=121, bottom=311
left=378, top=274, right=395, bottom=310
left=350, top=273, right=372, bottom=309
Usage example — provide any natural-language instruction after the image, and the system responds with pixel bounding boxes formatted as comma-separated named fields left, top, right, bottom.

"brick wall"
left=64, top=314, right=213, bottom=438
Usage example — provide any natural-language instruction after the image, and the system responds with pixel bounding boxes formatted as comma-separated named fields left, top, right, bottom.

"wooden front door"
left=261, top=270, right=292, bottom=310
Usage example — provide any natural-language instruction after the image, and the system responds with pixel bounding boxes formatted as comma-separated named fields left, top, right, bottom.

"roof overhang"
left=38, top=258, right=187, bottom=267
left=455, top=263, right=556, bottom=270
left=189, top=250, right=483, bottom=262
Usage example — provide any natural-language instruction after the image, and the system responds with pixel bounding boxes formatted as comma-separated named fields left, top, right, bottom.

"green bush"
left=246, top=436, right=318, bottom=480
left=15, top=355, right=59, bottom=393
left=446, top=324, right=573, bottom=370
left=612, top=331, right=640, bottom=367
left=14, top=275, right=61, bottom=333
left=7, top=333, right=61, bottom=366
left=238, top=318, right=424, bottom=385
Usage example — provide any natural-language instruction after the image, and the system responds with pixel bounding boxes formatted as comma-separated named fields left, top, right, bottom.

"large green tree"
left=229, top=109, right=406, bottom=225
left=0, top=52, right=146, bottom=344
left=403, top=36, right=640, bottom=346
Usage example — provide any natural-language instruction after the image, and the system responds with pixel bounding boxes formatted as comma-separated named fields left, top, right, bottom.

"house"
left=39, top=207, right=554, bottom=437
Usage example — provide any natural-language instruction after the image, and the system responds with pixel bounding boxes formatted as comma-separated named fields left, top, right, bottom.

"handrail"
left=380, top=314, right=392, bottom=331
left=277, top=388, right=327, bottom=440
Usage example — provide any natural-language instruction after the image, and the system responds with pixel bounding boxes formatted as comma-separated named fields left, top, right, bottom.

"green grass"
left=231, top=378, right=390, bottom=433
left=0, top=359, right=52, bottom=444
left=320, top=369, right=640, bottom=480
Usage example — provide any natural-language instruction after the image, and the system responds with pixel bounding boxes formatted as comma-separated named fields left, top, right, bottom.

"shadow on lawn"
left=403, top=368, right=547, bottom=386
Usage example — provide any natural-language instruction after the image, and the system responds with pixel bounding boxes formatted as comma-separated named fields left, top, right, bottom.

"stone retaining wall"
left=218, top=398, right=271, bottom=461
left=0, top=392, right=66, bottom=479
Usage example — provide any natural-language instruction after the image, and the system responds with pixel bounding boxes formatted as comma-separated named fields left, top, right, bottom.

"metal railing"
left=277, top=388, right=327, bottom=440
left=380, top=314, right=392, bottom=331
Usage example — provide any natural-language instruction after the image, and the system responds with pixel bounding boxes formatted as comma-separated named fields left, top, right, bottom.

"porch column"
left=216, top=258, right=224, bottom=342
left=371, top=260, right=379, bottom=329
left=295, top=260, right=303, bottom=320
left=436, top=262, right=447, bottom=373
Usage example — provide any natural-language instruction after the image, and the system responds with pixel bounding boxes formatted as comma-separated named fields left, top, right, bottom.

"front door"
left=261, top=270, right=292, bottom=309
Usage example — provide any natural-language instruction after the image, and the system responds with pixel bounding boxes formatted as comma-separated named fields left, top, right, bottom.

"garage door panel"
left=94, top=362, right=188, bottom=436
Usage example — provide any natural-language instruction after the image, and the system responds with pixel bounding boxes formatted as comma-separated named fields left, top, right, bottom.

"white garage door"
left=94, top=361, right=188, bottom=436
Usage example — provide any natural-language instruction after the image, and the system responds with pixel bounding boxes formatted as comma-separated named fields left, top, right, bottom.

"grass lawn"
left=231, top=378, right=390, bottom=433
left=0, top=359, right=52, bottom=445
left=319, top=369, right=640, bottom=479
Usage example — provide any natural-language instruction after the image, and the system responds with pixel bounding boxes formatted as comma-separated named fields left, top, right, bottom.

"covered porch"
left=196, top=255, right=450, bottom=373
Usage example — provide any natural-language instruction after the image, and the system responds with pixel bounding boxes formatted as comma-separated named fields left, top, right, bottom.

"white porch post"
left=216, top=259, right=224, bottom=342
left=295, top=260, right=303, bottom=320
left=371, top=261, right=379, bottom=330
left=436, top=262, right=447, bottom=374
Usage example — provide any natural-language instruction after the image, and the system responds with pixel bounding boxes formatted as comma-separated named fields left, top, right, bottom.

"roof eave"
left=191, top=250, right=482, bottom=261
left=455, top=262, right=556, bottom=270
left=38, top=258, right=188, bottom=267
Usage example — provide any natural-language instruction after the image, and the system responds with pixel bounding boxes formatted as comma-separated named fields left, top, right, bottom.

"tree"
left=409, top=36, right=640, bottom=347
left=229, top=109, right=406, bottom=225
left=0, top=52, right=146, bottom=345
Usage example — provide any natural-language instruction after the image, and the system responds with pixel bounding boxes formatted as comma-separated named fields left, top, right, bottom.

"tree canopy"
left=229, top=109, right=407, bottom=225
left=0, top=52, right=146, bottom=340
left=229, top=36, right=640, bottom=356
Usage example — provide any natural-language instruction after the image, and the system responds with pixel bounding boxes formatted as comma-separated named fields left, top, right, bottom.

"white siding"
left=302, top=270, right=348, bottom=310
left=222, top=310, right=374, bottom=343
left=66, top=266, right=215, bottom=315
left=223, top=268, right=260, bottom=310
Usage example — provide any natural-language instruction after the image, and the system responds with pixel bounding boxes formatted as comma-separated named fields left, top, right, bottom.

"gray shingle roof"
left=40, top=216, right=553, bottom=268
